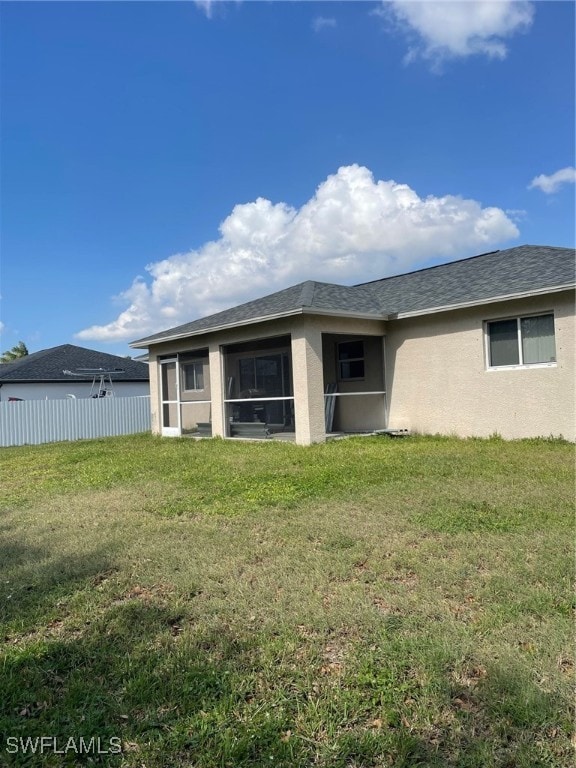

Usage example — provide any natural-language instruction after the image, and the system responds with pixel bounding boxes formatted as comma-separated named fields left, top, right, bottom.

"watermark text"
left=5, top=736, right=122, bottom=755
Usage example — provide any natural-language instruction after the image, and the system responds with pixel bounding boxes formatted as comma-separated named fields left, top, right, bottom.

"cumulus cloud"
left=312, top=16, right=337, bottom=32
left=529, top=167, right=576, bottom=194
left=75, top=165, right=518, bottom=343
left=380, top=0, right=534, bottom=66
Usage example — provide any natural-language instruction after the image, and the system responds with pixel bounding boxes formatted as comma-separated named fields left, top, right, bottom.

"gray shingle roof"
left=0, top=344, right=149, bottom=383
left=132, top=245, right=575, bottom=346
left=132, top=283, right=312, bottom=345
left=358, top=244, right=575, bottom=316
left=132, top=281, right=383, bottom=345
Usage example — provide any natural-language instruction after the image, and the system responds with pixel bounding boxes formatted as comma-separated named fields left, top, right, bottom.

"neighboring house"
left=130, top=245, right=575, bottom=444
left=0, top=344, right=150, bottom=401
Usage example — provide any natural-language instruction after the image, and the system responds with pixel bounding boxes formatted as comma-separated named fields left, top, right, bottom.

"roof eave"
left=130, top=306, right=388, bottom=349
left=130, top=308, right=307, bottom=348
left=389, top=283, right=575, bottom=320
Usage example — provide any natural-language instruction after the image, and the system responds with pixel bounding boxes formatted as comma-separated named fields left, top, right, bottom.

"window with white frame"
left=182, top=361, right=204, bottom=391
left=486, top=313, right=556, bottom=368
left=338, top=340, right=365, bottom=380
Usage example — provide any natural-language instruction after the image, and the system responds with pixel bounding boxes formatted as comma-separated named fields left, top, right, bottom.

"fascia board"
left=390, top=283, right=576, bottom=320
left=130, top=306, right=387, bottom=349
left=130, top=308, right=306, bottom=348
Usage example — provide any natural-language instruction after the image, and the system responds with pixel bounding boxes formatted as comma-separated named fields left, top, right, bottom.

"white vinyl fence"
left=0, top=396, right=151, bottom=447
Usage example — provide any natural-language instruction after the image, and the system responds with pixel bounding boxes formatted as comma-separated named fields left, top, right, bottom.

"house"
left=0, top=344, right=150, bottom=401
left=130, top=245, right=575, bottom=444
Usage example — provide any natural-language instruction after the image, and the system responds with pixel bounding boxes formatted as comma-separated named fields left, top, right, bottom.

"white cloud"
left=380, top=0, right=534, bottom=66
left=194, top=1, right=213, bottom=19
left=529, top=167, right=576, bottom=194
left=504, top=208, right=527, bottom=222
left=312, top=16, right=337, bottom=32
left=76, top=165, right=518, bottom=343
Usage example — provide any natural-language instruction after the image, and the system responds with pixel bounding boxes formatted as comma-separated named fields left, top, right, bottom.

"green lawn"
left=0, top=434, right=574, bottom=767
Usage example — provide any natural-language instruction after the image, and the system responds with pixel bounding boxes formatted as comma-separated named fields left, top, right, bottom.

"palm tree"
left=0, top=341, right=29, bottom=363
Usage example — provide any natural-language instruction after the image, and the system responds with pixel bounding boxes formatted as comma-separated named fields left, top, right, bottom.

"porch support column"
left=209, top=342, right=226, bottom=438
left=149, top=353, right=161, bottom=435
left=291, top=324, right=326, bottom=445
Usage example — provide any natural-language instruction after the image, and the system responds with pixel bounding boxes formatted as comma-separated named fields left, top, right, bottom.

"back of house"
left=131, top=245, right=575, bottom=444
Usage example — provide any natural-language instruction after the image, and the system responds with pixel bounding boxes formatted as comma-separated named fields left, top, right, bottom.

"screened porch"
left=156, top=327, right=387, bottom=442
left=223, top=335, right=294, bottom=438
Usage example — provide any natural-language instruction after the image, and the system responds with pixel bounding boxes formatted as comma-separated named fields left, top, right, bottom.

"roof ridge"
left=356, top=249, right=501, bottom=287
left=299, top=281, right=316, bottom=307
left=355, top=244, right=574, bottom=288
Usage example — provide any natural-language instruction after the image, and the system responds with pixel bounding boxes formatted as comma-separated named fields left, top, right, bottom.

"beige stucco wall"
left=385, top=291, right=575, bottom=441
left=180, top=352, right=210, bottom=403
left=291, top=326, right=325, bottom=444
left=180, top=402, right=211, bottom=432
left=147, top=350, right=161, bottom=434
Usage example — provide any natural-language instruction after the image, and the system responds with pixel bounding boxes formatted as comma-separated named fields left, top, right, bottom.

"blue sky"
left=1, top=1, right=574, bottom=358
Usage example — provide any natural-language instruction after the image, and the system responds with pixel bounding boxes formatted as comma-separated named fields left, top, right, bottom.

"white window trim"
left=486, top=362, right=557, bottom=372
left=182, top=360, right=205, bottom=392
left=484, top=312, right=557, bottom=371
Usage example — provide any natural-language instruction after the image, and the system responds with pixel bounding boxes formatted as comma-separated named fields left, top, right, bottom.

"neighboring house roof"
left=132, top=244, right=576, bottom=347
left=0, top=344, right=149, bottom=383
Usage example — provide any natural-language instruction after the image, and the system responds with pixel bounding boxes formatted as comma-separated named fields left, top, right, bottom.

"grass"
left=0, top=433, right=574, bottom=767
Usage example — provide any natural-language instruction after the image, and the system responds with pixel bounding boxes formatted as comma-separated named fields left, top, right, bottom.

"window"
left=183, top=361, right=204, bottom=391
left=487, top=313, right=556, bottom=368
left=338, top=340, right=365, bottom=380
